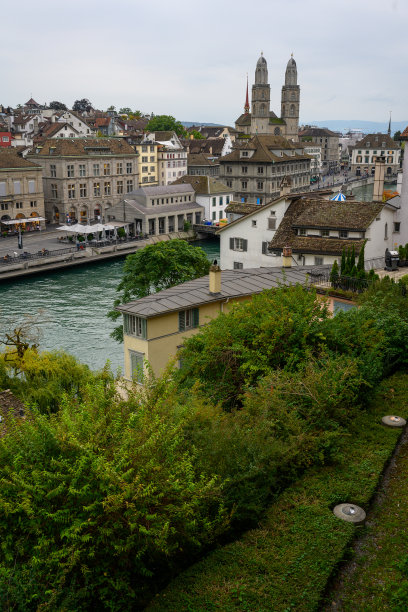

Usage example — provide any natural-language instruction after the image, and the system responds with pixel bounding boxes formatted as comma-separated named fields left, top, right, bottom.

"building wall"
left=350, top=146, right=400, bottom=176
left=134, top=142, right=158, bottom=186
left=0, top=165, right=45, bottom=226
left=158, top=149, right=187, bottom=185
left=196, top=192, right=233, bottom=222
left=30, top=154, right=139, bottom=223
left=219, top=198, right=288, bottom=269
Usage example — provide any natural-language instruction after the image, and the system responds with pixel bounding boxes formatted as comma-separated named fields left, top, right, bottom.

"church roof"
left=257, top=54, right=267, bottom=66
left=287, top=57, right=297, bottom=68
left=235, top=113, right=251, bottom=126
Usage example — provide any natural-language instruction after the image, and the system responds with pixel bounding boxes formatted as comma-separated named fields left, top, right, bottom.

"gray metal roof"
left=127, top=184, right=193, bottom=197
left=120, top=200, right=204, bottom=216
left=116, top=266, right=317, bottom=318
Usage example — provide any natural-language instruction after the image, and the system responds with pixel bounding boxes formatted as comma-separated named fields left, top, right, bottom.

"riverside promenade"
left=0, top=227, right=195, bottom=281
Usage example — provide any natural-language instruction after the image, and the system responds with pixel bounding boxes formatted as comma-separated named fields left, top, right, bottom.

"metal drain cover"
left=381, top=415, right=406, bottom=428
left=333, top=503, right=366, bottom=524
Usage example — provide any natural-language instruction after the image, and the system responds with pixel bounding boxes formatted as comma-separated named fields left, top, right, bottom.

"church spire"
left=244, top=74, right=250, bottom=114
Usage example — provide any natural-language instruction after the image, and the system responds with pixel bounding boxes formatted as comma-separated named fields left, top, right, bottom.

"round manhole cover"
left=381, top=415, right=406, bottom=428
left=333, top=503, right=366, bottom=524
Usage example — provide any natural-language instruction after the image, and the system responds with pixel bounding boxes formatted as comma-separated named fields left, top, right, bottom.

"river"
left=0, top=239, right=220, bottom=373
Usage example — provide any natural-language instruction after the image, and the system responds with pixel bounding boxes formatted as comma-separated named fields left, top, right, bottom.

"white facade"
left=219, top=197, right=289, bottom=269
left=158, top=149, right=187, bottom=185
left=196, top=191, right=233, bottom=223
left=54, top=111, right=93, bottom=136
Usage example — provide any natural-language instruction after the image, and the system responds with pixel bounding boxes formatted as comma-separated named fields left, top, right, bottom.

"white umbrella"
left=57, top=225, right=71, bottom=231
left=92, top=223, right=106, bottom=232
left=104, top=224, right=115, bottom=230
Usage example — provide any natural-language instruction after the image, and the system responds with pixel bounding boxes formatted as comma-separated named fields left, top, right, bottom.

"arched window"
left=260, top=103, right=266, bottom=116
left=290, top=104, right=295, bottom=116
left=274, top=127, right=281, bottom=135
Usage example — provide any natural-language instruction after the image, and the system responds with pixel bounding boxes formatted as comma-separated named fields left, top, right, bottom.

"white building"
left=171, top=175, right=234, bottom=222
left=145, top=131, right=187, bottom=185
left=350, top=133, right=400, bottom=177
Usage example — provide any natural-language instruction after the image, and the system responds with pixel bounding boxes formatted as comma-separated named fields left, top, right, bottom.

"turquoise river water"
left=0, top=239, right=220, bottom=373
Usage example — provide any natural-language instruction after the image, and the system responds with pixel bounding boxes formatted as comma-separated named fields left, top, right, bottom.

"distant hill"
left=182, top=122, right=222, bottom=128
left=304, top=119, right=407, bottom=135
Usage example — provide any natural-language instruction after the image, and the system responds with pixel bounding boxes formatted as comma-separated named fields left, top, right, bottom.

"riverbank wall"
left=0, top=230, right=197, bottom=281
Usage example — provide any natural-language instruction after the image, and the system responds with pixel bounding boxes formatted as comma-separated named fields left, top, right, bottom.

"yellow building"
left=133, top=141, right=159, bottom=186
left=116, top=263, right=333, bottom=382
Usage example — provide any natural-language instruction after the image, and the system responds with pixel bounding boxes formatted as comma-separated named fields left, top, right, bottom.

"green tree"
left=72, top=98, right=93, bottom=113
left=394, top=130, right=401, bottom=141
left=330, top=260, right=339, bottom=286
left=108, top=240, right=210, bottom=341
left=341, top=247, right=346, bottom=275
left=357, top=240, right=366, bottom=272
left=107, top=105, right=115, bottom=111
left=190, top=130, right=204, bottom=139
left=146, top=115, right=186, bottom=136
left=49, top=100, right=67, bottom=111
left=119, top=107, right=132, bottom=115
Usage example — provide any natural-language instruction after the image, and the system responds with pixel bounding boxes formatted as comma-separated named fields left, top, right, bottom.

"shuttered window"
left=229, top=238, right=248, bottom=251
left=268, top=217, right=276, bottom=230
left=262, top=241, right=268, bottom=254
left=129, top=351, right=144, bottom=383
left=123, top=314, right=147, bottom=338
left=179, top=308, right=199, bottom=331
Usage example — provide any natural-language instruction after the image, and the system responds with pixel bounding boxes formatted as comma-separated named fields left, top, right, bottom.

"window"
left=257, top=181, right=263, bottom=190
left=242, top=166, right=248, bottom=173
left=28, top=180, right=35, bottom=193
left=384, top=223, right=388, bottom=240
left=212, top=197, right=216, bottom=207
left=262, top=241, right=269, bottom=254
left=212, top=211, right=216, bottom=220
left=150, top=166, right=155, bottom=172
left=2, top=136, right=9, bottom=142
left=15, top=202, right=23, bottom=209
left=126, top=163, right=132, bottom=174
left=150, top=156, right=155, bottom=162
left=268, top=217, right=276, bottom=230
left=142, top=166, right=148, bottom=172
left=0, top=182, right=6, bottom=197
left=242, top=151, right=248, bottom=157
left=314, top=256, right=324, bottom=266
left=150, top=145, right=155, bottom=152
left=129, top=350, right=144, bottom=384
left=68, top=184, right=75, bottom=199
left=257, top=166, right=264, bottom=174
left=142, top=156, right=148, bottom=163
left=321, top=229, right=330, bottom=237
left=142, top=177, right=148, bottom=183
left=226, top=180, right=232, bottom=188
left=241, top=181, right=247, bottom=189
left=103, top=163, right=110, bottom=176
left=126, top=180, right=133, bottom=193
left=142, top=145, right=148, bottom=153
left=93, top=163, right=100, bottom=176
left=93, top=182, right=101, bottom=196
left=179, top=308, right=199, bottom=331
left=394, top=222, right=401, bottom=233
left=219, top=197, right=223, bottom=206
left=233, top=262, right=243, bottom=269
left=13, top=181, right=21, bottom=195
left=80, top=184, right=87, bottom=197
left=339, top=230, right=348, bottom=238
left=67, top=164, right=74, bottom=178
left=226, top=196, right=230, bottom=204
left=117, top=180, right=123, bottom=194
left=230, top=237, right=248, bottom=251
left=1, top=203, right=8, bottom=210
left=50, top=164, right=56, bottom=178
left=30, top=201, right=37, bottom=207
left=226, top=166, right=232, bottom=173
left=124, top=314, right=147, bottom=338
left=51, top=184, right=58, bottom=198
left=104, top=182, right=111, bottom=195
left=252, top=220, right=257, bottom=227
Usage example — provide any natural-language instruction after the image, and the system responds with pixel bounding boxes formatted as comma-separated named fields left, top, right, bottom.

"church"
left=235, top=53, right=300, bottom=142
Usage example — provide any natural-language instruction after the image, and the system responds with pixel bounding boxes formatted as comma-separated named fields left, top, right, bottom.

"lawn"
left=146, top=372, right=407, bottom=612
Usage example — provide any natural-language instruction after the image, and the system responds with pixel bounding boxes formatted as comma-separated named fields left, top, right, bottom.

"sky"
left=2, top=0, right=407, bottom=125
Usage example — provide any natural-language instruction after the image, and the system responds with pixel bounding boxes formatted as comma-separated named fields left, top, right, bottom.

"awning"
left=0, top=217, right=46, bottom=225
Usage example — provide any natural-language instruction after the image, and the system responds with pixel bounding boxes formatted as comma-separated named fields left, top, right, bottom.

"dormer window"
left=366, top=142, right=370, bottom=147
left=299, top=228, right=306, bottom=236
left=241, top=151, right=248, bottom=157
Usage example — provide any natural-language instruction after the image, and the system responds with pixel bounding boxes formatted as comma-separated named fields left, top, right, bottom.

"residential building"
left=350, top=133, right=400, bottom=177
left=53, top=111, right=94, bottom=136
left=299, top=126, right=340, bottom=172
left=235, top=53, right=300, bottom=141
left=0, top=149, right=45, bottom=227
left=132, top=139, right=159, bottom=186
left=219, top=134, right=311, bottom=205
left=27, top=138, right=138, bottom=223
left=117, top=265, right=313, bottom=380
left=218, top=191, right=332, bottom=269
left=0, top=132, right=12, bottom=148
left=145, top=132, right=187, bottom=185
left=106, top=184, right=204, bottom=236
left=172, top=175, right=233, bottom=222
left=183, top=137, right=231, bottom=159
left=298, top=142, right=322, bottom=175
left=187, top=153, right=220, bottom=177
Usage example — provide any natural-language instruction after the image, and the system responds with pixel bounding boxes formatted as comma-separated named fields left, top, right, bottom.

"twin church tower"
left=235, top=53, right=300, bottom=142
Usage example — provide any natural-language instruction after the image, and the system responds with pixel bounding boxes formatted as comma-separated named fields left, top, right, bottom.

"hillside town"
left=2, top=26, right=408, bottom=611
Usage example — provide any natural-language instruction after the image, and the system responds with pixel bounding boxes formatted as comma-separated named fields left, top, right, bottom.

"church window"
left=274, top=127, right=280, bottom=136
left=260, top=103, right=266, bottom=116
left=290, top=104, right=295, bottom=116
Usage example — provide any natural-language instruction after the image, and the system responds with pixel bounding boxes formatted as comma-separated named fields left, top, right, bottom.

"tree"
left=146, top=114, right=186, bottom=136
left=357, top=240, right=366, bottom=272
left=330, top=260, right=339, bottom=286
left=394, top=130, right=401, bottom=141
left=190, top=130, right=204, bottom=139
left=107, top=240, right=211, bottom=341
left=341, top=247, right=346, bottom=275
left=49, top=100, right=67, bottom=111
left=107, top=105, right=115, bottom=111
left=72, top=98, right=93, bottom=113
left=119, top=107, right=132, bottom=115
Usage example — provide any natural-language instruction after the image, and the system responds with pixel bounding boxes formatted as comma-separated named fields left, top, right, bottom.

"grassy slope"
left=325, top=399, right=408, bottom=609
left=146, top=372, right=407, bottom=612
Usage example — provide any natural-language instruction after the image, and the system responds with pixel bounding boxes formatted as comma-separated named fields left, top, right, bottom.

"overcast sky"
left=3, top=0, right=406, bottom=125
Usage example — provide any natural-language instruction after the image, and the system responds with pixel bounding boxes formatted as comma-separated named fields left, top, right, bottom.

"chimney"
left=373, top=156, right=385, bottom=201
left=209, top=259, right=221, bottom=294
left=282, top=246, right=292, bottom=268
left=280, top=175, right=292, bottom=197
